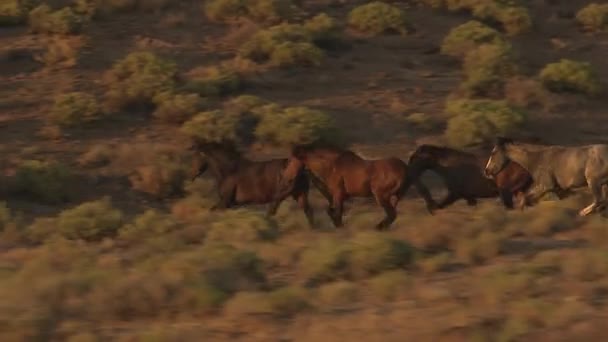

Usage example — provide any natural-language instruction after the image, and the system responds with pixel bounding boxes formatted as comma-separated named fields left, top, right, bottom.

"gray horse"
left=484, top=137, right=608, bottom=216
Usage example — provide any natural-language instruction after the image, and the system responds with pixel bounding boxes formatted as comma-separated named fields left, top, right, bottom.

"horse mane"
left=291, top=142, right=354, bottom=158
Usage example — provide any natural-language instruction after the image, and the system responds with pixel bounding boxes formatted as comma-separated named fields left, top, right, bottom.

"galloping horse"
left=277, top=143, right=438, bottom=230
left=484, top=137, right=608, bottom=216
left=190, top=141, right=314, bottom=226
left=408, top=144, right=534, bottom=210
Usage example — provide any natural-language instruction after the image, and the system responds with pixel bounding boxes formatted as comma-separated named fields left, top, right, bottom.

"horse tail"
left=400, top=162, right=437, bottom=213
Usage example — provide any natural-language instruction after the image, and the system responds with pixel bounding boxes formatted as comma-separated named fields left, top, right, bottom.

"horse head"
left=484, top=137, right=514, bottom=178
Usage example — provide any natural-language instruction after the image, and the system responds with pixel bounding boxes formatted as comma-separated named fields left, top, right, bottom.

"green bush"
left=181, top=109, right=254, bottom=144
left=12, top=160, right=73, bottom=204
left=206, top=209, right=279, bottom=245
left=204, top=0, right=295, bottom=24
left=298, top=238, right=350, bottom=284
left=317, top=281, right=358, bottom=308
left=347, top=1, right=408, bottom=36
left=304, top=13, right=340, bottom=47
left=539, top=59, right=602, bottom=96
left=57, top=197, right=123, bottom=241
left=444, top=99, right=527, bottom=147
left=440, top=20, right=504, bottom=58
left=368, top=270, right=410, bottom=301
left=254, top=105, right=336, bottom=146
left=28, top=5, right=85, bottom=35
left=152, top=92, right=204, bottom=124
left=239, top=23, right=324, bottom=67
left=576, top=3, right=608, bottom=32
left=264, top=286, right=310, bottom=317
left=348, top=232, right=414, bottom=279
left=129, top=153, right=189, bottom=199
left=426, top=1, right=531, bottom=36
left=198, top=243, right=266, bottom=293
left=103, top=52, right=177, bottom=111
left=49, top=92, right=103, bottom=127
left=181, top=66, right=242, bottom=97
left=118, top=209, right=181, bottom=243
left=1, top=0, right=37, bottom=26
left=461, top=42, right=518, bottom=96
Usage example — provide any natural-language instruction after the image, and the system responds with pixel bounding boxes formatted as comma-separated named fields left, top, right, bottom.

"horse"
left=276, top=143, right=438, bottom=230
left=484, top=137, right=608, bottom=216
left=190, top=141, right=314, bottom=226
left=407, top=144, right=534, bottom=210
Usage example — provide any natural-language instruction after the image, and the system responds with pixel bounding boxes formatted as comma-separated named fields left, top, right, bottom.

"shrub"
left=347, top=2, right=408, bottom=36
left=461, top=42, right=518, bottom=96
left=504, top=76, right=551, bottom=110
left=440, top=20, right=504, bottom=59
left=118, top=209, right=180, bottom=243
left=348, top=232, right=414, bottom=278
left=129, top=154, right=188, bottom=198
left=49, top=92, right=102, bottom=127
left=298, top=238, right=350, bottom=284
left=152, top=92, right=204, bottom=124
left=28, top=5, right=85, bottom=35
left=181, top=66, right=242, bottom=97
left=78, top=143, right=114, bottom=168
left=239, top=23, right=324, bottom=67
left=436, top=1, right=531, bottom=36
left=181, top=109, right=255, bottom=144
left=495, top=5, right=532, bottom=36
left=453, top=229, right=502, bottom=265
left=204, top=0, right=295, bottom=24
left=254, top=105, right=336, bottom=146
left=12, top=160, right=73, bottom=204
left=444, top=99, right=527, bottom=147
left=56, top=197, right=123, bottom=241
left=367, top=270, right=410, bottom=301
left=576, top=3, right=608, bottom=32
left=35, top=36, right=81, bottom=67
left=103, top=52, right=177, bottom=111
left=304, top=13, right=340, bottom=48
left=264, top=286, right=310, bottom=317
left=1, top=0, right=36, bottom=26
left=539, top=59, right=601, bottom=96
left=206, top=209, right=279, bottom=245
left=317, top=281, right=359, bottom=309
left=198, top=243, right=266, bottom=293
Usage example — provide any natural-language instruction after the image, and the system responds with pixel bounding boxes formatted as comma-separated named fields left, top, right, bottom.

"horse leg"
left=311, top=175, right=334, bottom=215
left=580, top=181, right=604, bottom=216
left=465, top=197, right=478, bottom=206
left=329, top=193, right=345, bottom=227
left=294, top=192, right=315, bottom=228
left=212, top=182, right=236, bottom=211
left=499, top=189, right=514, bottom=210
left=515, top=192, right=526, bottom=211
left=412, top=179, right=438, bottom=214
left=437, top=191, right=460, bottom=209
left=375, top=194, right=397, bottom=231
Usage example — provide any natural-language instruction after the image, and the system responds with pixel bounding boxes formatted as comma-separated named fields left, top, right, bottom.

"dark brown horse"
left=407, top=144, right=534, bottom=210
left=276, top=143, right=438, bottom=230
left=190, top=141, right=314, bottom=226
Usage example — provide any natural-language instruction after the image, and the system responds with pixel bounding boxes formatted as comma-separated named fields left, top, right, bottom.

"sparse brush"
left=49, top=92, right=103, bottom=127
left=205, top=209, right=279, bottom=246
left=11, top=160, right=73, bottom=204
left=348, top=232, right=414, bottom=279
left=539, top=59, right=602, bottom=96
left=56, top=197, right=123, bottom=241
left=204, top=0, right=296, bottom=24
left=444, top=99, right=527, bottom=147
left=347, top=1, right=408, bottom=36
left=441, top=20, right=505, bottom=59
left=1, top=0, right=38, bottom=26
left=316, top=281, right=359, bottom=309
left=78, top=143, right=115, bottom=168
left=28, top=5, right=86, bottom=35
left=298, top=237, right=350, bottom=284
left=103, top=51, right=177, bottom=111
left=35, top=36, right=82, bottom=68
left=152, top=92, right=205, bottom=124
left=576, top=3, right=608, bottom=32
left=254, top=105, right=336, bottom=146
left=367, top=270, right=410, bottom=301
left=181, top=66, right=243, bottom=97
left=239, top=23, right=324, bottom=67
left=461, top=42, right=518, bottom=97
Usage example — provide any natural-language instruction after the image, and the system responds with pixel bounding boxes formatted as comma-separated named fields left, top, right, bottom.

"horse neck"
left=504, top=144, right=543, bottom=171
left=304, top=150, right=344, bottom=179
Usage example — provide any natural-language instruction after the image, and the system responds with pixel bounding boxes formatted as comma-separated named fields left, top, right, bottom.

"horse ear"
left=495, top=136, right=513, bottom=147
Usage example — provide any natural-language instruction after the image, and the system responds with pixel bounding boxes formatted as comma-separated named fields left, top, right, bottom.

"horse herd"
left=190, top=137, right=608, bottom=230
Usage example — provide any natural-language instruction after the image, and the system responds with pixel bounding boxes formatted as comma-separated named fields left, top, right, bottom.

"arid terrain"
left=1, top=0, right=608, bottom=341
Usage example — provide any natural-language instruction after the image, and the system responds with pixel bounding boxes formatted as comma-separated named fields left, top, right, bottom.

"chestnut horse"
left=407, top=144, right=534, bottom=210
left=276, top=143, right=438, bottom=230
left=190, top=141, right=314, bottom=227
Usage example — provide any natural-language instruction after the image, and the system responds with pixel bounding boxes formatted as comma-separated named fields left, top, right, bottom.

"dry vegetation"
left=2, top=0, right=608, bottom=341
